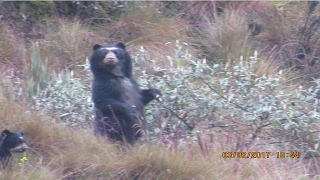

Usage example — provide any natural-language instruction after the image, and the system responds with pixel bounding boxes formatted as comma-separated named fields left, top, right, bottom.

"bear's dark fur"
left=0, top=129, right=28, bottom=169
left=89, top=42, right=162, bottom=144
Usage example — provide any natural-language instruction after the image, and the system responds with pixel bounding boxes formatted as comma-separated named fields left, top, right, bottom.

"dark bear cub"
left=0, top=129, right=28, bottom=169
left=90, top=42, right=162, bottom=144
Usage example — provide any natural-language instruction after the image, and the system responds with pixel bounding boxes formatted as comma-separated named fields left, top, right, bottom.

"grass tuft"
left=0, top=96, right=310, bottom=179
left=194, top=9, right=252, bottom=67
left=38, top=19, right=103, bottom=71
left=101, top=5, right=191, bottom=72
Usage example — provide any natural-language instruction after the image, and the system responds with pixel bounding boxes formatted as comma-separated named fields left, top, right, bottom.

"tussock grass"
left=0, top=19, right=102, bottom=75
left=251, top=1, right=320, bottom=81
left=0, top=96, right=214, bottom=179
left=100, top=5, right=191, bottom=72
left=0, top=97, right=310, bottom=179
left=39, top=19, right=104, bottom=71
left=194, top=9, right=253, bottom=67
left=251, top=52, right=281, bottom=79
left=0, top=25, right=26, bottom=71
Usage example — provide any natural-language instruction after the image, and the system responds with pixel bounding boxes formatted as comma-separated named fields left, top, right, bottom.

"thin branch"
left=200, top=77, right=249, bottom=112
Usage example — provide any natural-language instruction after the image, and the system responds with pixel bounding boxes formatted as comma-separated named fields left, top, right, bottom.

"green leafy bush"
left=134, top=41, right=320, bottom=151
left=31, top=60, right=93, bottom=128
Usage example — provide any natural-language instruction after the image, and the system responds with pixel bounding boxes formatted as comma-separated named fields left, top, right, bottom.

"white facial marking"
left=19, top=134, right=25, bottom=140
left=101, top=47, right=119, bottom=51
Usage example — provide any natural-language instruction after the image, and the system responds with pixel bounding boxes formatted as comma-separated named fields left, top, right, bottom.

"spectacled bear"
left=89, top=42, right=162, bottom=144
left=0, top=129, right=28, bottom=169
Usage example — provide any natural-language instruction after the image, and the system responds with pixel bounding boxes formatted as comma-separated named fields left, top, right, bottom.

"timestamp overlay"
left=221, top=151, right=300, bottom=159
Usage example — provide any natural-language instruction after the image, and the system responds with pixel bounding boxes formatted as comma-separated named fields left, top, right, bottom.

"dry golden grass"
left=194, top=9, right=253, bottom=68
left=0, top=12, right=192, bottom=76
left=0, top=25, right=26, bottom=72
left=0, top=96, right=212, bottom=179
left=0, top=96, right=314, bottom=179
left=0, top=19, right=104, bottom=75
left=38, top=19, right=104, bottom=71
left=251, top=52, right=281, bottom=79
left=96, top=6, right=193, bottom=73
left=254, top=2, right=306, bottom=47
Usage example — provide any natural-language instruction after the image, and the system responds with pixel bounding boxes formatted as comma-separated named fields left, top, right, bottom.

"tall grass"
left=194, top=10, right=253, bottom=68
left=39, top=19, right=103, bottom=71
left=251, top=1, right=320, bottom=81
left=0, top=2, right=319, bottom=179
left=0, top=97, right=311, bottom=179
left=98, top=4, right=191, bottom=72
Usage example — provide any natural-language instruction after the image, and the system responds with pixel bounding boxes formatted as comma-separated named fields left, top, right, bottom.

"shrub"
left=134, top=41, right=320, bottom=152
left=31, top=59, right=93, bottom=128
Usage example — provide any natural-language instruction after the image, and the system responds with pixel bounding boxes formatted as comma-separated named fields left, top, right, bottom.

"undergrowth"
left=0, top=1, right=320, bottom=179
left=0, top=97, right=311, bottom=180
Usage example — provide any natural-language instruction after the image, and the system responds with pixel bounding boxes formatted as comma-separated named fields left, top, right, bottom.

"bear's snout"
left=104, top=52, right=119, bottom=65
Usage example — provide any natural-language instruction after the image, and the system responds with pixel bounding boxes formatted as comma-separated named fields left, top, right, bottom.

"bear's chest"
left=119, top=78, right=141, bottom=108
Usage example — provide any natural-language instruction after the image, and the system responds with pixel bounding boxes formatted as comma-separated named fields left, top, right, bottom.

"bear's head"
left=90, top=42, right=132, bottom=77
left=0, top=129, right=28, bottom=168
left=0, top=130, right=28, bottom=154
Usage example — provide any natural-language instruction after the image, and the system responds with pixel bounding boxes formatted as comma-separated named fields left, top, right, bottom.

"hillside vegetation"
left=0, top=1, right=320, bottom=179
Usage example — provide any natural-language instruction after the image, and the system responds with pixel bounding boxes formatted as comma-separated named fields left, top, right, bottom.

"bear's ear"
left=93, top=44, right=102, bottom=51
left=116, top=42, right=126, bottom=50
left=1, top=129, right=10, bottom=137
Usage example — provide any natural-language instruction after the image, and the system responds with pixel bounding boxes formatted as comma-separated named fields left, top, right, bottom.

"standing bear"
left=89, top=42, right=162, bottom=144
